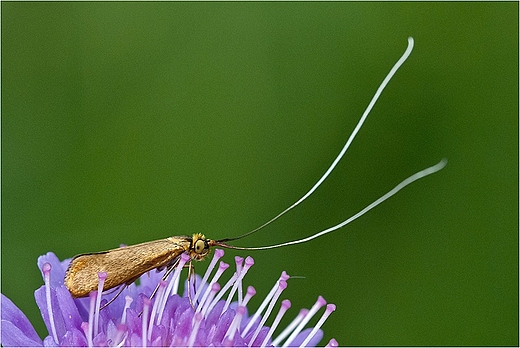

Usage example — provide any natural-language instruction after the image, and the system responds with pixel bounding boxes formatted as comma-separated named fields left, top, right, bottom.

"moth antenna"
left=215, top=159, right=447, bottom=250
left=219, top=37, right=415, bottom=244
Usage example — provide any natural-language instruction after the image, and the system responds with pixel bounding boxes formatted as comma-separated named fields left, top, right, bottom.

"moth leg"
left=99, top=284, right=128, bottom=310
left=187, top=260, right=196, bottom=308
left=148, top=257, right=181, bottom=301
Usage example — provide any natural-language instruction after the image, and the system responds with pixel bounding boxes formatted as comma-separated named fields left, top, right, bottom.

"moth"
left=64, top=37, right=446, bottom=306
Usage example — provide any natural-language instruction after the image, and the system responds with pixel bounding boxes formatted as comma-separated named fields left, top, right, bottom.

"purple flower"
left=2, top=250, right=337, bottom=347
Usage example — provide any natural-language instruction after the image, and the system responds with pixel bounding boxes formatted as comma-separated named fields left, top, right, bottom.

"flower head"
left=1, top=250, right=336, bottom=347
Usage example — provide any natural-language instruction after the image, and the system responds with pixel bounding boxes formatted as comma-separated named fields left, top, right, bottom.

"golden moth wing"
left=64, top=238, right=190, bottom=298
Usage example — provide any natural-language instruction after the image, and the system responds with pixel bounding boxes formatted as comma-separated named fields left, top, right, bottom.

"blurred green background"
left=2, top=2, right=517, bottom=346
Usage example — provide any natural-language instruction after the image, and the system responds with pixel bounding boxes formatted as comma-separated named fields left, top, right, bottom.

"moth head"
left=189, top=233, right=211, bottom=260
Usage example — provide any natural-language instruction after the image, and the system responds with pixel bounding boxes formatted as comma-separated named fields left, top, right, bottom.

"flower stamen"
left=271, top=308, right=308, bottom=346
left=200, top=282, right=221, bottom=319
left=206, top=271, right=238, bottom=315
left=42, top=262, right=59, bottom=344
left=81, top=321, right=91, bottom=347
left=282, top=296, right=327, bottom=347
left=224, top=305, right=247, bottom=344
left=94, top=272, right=107, bottom=337
left=299, top=303, right=336, bottom=348
left=325, top=338, right=339, bottom=347
left=169, top=253, right=191, bottom=297
left=241, top=285, right=256, bottom=307
left=224, top=256, right=254, bottom=312
left=260, top=299, right=291, bottom=348
left=243, top=271, right=290, bottom=336
left=193, top=249, right=225, bottom=303
left=121, top=295, right=133, bottom=325
left=141, top=297, right=151, bottom=347
left=87, top=291, right=97, bottom=347
left=196, top=261, right=229, bottom=313
left=248, top=280, right=287, bottom=347
left=150, top=280, right=167, bottom=329
left=187, top=312, right=203, bottom=347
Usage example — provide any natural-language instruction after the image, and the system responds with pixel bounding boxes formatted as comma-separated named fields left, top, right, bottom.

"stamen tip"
left=142, top=297, right=152, bottom=307
left=281, top=299, right=291, bottom=309
left=281, top=271, right=290, bottom=281
left=317, top=295, right=327, bottom=306
left=215, top=248, right=225, bottom=257
left=219, top=261, right=230, bottom=271
left=42, top=262, right=52, bottom=274
left=237, top=305, right=247, bottom=315
left=326, top=338, right=339, bottom=347
left=245, top=256, right=254, bottom=266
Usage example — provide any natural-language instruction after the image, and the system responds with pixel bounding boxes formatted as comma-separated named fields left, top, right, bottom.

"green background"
left=2, top=2, right=518, bottom=346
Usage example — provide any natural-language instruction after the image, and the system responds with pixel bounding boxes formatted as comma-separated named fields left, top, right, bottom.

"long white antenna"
left=220, top=37, right=416, bottom=243
left=216, top=159, right=446, bottom=250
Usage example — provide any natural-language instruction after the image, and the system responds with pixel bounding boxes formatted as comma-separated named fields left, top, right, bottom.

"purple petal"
left=92, top=331, right=108, bottom=346
left=34, top=286, right=67, bottom=344
left=0, top=321, right=43, bottom=347
left=125, top=308, right=141, bottom=335
left=1, top=293, right=42, bottom=345
left=139, top=269, right=166, bottom=290
left=205, top=300, right=225, bottom=329
left=72, top=296, right=90, bottom=320
left=129, top=332, right=141, bottom=347
left=150, top=325, right=167, bottom=346
left=55, top=286, right=83, bottom=331
left=37, top=252, right=65, bottom=288
left=158, top=293, right=182, bottom=327
left=289, top=328, right=323, bottom=347
left=245, top=326, right=270, bottom=347
left=60, top=327, right=88, bottom=347
left=172, top=307, right=194, bottom=339
left=209, top=307, right=235, bottom=344
left=42, top=335, right=59, bottom=347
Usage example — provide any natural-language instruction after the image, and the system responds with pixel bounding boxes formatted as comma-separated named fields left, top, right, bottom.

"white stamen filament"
left=193, top=249, right=224, bottom=303
left=141, top=298, right=151, bottom=348
left=170, top=253, right=191, bottom=296
left=120, top=295, right=133, bottom=325
left=271, top=308, right=308, bottom=346
left=94, top=272, right=107, bottom=337
left=200, top=282, right=220, bottom=319
left=153, top=280, right=168, bottom=326
left=187, top=312, right=203, bottom=347
left=243, top=271, right=290, bottom=336
left=248, top=280, right=287, bottom=347
left=224, top=305, right=247, bottom=342
left=282, top=296, right=326, bottom=347
left=42, top=263, right=59, bottom=345
left=196, top=261, right=229, bottom=313
left=298, top=303, right=336, bottom=347
left=260, top=299, right=291, bottom=348
left=241, top=285, right=256, bottom=307
left=223, top=256, right=254, bottom=313
left=87, top=292, right=96, bottom=347
left=148, top=280, right=167, bottom=339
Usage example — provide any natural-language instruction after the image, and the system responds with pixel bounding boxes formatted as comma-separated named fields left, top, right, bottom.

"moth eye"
left=194, top=239, right=206, bottom=254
